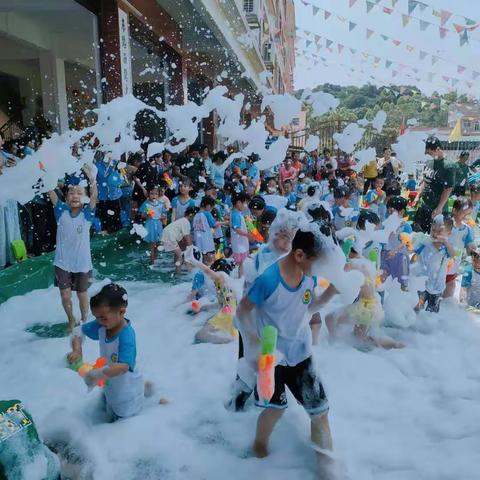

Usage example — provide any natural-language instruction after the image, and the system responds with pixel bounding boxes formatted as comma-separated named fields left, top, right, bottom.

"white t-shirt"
left=162, top=217, right=191, bottom=244
left=54, top=202, right=94, bottom=273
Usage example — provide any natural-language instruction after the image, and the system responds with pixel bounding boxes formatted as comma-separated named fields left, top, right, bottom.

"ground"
left=1, top=280, right=480, bottom=480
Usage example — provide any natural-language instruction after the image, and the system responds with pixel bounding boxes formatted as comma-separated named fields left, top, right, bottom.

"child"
left=282, top=179, right=297, bottom=208
left=365, top=176, right=386, bottom=219
left=230, top=192, right=254, bottom=269
left=413, top=215, right=455, bottom=313
left=171, top=180, right=195, bottom=221
left=331, top=185, right=358, bottom=231
left=67, top=283, right=144, bottom=421
left=469, top=184, right=480, bottom=224
left=404, top=173, right=417, bottom=192
left=139, top=187, right=167, bottom=265
left=190, top=252, right=217, bottom=302
left=444, top=198, right=476, bottom=298
left=48, top=165, right=97, bottom=331
left=382, top=196, right=412, bottom=290
left=193, top=196, right=218, bottom=256
left=461, top=251, right=480, bottom=308
left=162, top=207, right=196, bottom=274
left=236, top=228, right=333, bottom=471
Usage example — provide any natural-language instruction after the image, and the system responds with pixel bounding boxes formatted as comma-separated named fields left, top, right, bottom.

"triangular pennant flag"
left=406, top=45, right=415, bottom=52
left=439, top=27, right=448, bottom=38
left=383, top=6, right=393, bottom=14
left=338, top=44, right=344, bottom=54
left=391, top=0, right=399, bottom=6
left=337, top=16, right=347, bottom=23
left=442, top=75, right=450, bottom=82
left=448, top=118, right=462, bottom=142
left=452, top=78, right=459, bottom=87
left=306, top=40, right=312, bottom=48
left=402, top=14, right=411, bottom=27
left=393, top=39, right=401, bottom=46
left=312, top=5, right=320, bottom=15
left=349, top=0, right=357, bottom=7
left=431, top=55, right=439, bottom=65
left=366, top=1, right=375, bottom=13
left=473, top=71, right=480, bottom=80
left=421, top=101, right=427, bottom=108
left=350, top=48, right=357, bottom=54
left=314, top=34, right=321, bottom=44
left=413, top=67, right=419, bottom=73
left=324, top=10, right=331, bottom=20
left=349, top=21, right=357, bottom=31
left=464, top=17, right=476, bottom=26
left=300, top=0, right=309, bottom=5
left=460, top=30, right=469, bottom=46
left=419, top=50, right=428, bottom=60
left=326, top=39, right=333, bottom=48
left=440, top=10, right=452, bottom=26
left=385, top=60, right=393, bottom=68
left=453, top=23, right=465, bottom=33
left=381, top=34, right=389, bottom=40
left=458, top=65, right=466, bottom=74
left=466, top=81, right=473, bottom=88
left=374, top=56, right=381, bottom=64
left=362, top=52, right=370, bottom=59
left=420, top=20, right=430, bottom=31
left=367, top=29, right=374, bottom=39
left=418, top=1, right=427, bottom=12
left=467, top=24, right=480, bottom=31
left=432, top=9, right=441, bottom=18
left=392, top=70, right=398, bottom=77
left=408, top=0, right=418, bottom=15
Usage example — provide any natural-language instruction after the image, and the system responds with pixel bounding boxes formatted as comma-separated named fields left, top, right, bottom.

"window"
left=244, top=0, right=254, bottom=13
left=475, top=122, right=480, bottom=131
left=263, top=42, right=272, bottom=62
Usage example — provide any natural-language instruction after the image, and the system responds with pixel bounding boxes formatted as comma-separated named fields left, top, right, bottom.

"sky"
left=293, top=0, right=480, bottom=97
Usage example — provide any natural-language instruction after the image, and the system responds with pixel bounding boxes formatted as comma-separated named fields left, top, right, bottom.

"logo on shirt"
left=77, top=225, right=83, bottom=234
left=302, top=289, right=312, bottom=304
left=110, top=353, right=118, bottom=363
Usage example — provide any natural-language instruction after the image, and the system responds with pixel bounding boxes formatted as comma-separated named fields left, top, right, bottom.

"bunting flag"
left=440, top=10, right=452, bottom=26
left=442, top=75, right=450, bottom=82
left=391, top=0, right=400, bottom=6
left=380, top=34, right=389, bottom=40
left=457, top=65, right=466, bottom=74
left=473, top=71, right=480, bottom=80
left=419, top=50, right=428, bottom=60
left=393, top=39, right=401, bottom=46
left=312, top=5, right=320, bottom=16
left=349, top=21, right=357, bottom=31
left=326, top=39, right=333, bottom=48
left=306, top=40, right=312, bottom=48
left=366, top=29, right=374, bottom=39
left=324, top=10, right=331, bottom=20
left=374, top=56, right=381, bottom=64
left=466, top=81, right=473, bottom=88
left=337, top=16, right=348, bottom=22
left=366, top=1, right=375, bottom=13
left=439, top=27, right=448, bottom=38
left=300, top=0, right=309, bottom=5
left=383, top=7, right=393, bottom=14
left=453, top=24, right=465, bottom=33
left=349, top=0, right=357, bottom=7
left=460, top=30, right=469, bottom=46
left=350, top=47, right=357, bottom=54
left=338, top=44, right=344, bottom=54
left=402, top=14, right=412, bottom=27
left=420, top=20, right=430, bottom=31
left=431, top=55, right=439, bottom=65
left=408, top=0, right=418, bottom=15
left=464, top=17, right=476, bottom=26
left=314, top=34, right=321, bottom=44
left=385, top=60, right=393, bottom=68
left=406, top=45, right=415, bottom=52
left=392, top=70, right=398, bottom=77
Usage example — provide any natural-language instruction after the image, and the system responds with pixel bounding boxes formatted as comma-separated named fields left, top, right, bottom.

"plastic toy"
left=163, top=172, right=173, bottom=187
left=191, top=296, right=216, bottom=313
left=147, top=208, right=155, bottom=218
left=245, top=216, right=264, bottom=242
left=368, top=249, right=382, bottom=288
left=342, top=237, right=354, bottom=258
left=257, top=325, right=278, bottom=405
left=399, top=233, right=413, bottom=251
left=69, top=357, right=107, bottom=387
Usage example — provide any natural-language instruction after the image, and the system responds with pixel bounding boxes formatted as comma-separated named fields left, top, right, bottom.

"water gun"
left=69, top=357, right=107, bottom=387
left=318, top=278, right=330, bottom=289
left=147, top=208, right=155, bottom=218
left=190, top=296, right=216, bottom=314
left=368, top=249, right=382, bottom=288
left=163, top=172, right=173, bottom=187
left=399, top=233, right=413, bottom=251
left=257, top=326, right=278, bottom=405
left=466, top=217, right=476, bottom=228
left=342, top=236, right=355, bottom=258
left=245, top=216, right=264, bottom=242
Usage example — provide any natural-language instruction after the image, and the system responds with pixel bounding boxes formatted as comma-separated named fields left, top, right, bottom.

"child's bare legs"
left=77, top=290, right=89, bottom=323
left=253, top=408, right=284, bottom=458
left=443, top=280, right=456, bottom=299
left=60, top=288, right=76, bottom=330
left=310, top=312, right=322, bottom=345
left=149, top=243, right=157, bottom=265
left=311, top=413, right=334, bottom=473
left=325, top=307, right=349, bottom=338
left=174, top=247, right=183, bottom=274
left=354, top=324, right=405, bottom=349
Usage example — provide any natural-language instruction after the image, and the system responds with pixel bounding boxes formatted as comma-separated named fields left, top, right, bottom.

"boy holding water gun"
left=67, top=283, right=144, bottom=421
left=236, top=227, right=333, bottom=474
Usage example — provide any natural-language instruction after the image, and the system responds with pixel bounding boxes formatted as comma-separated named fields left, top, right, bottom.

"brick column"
left=99, top=0, right=122, bottom=102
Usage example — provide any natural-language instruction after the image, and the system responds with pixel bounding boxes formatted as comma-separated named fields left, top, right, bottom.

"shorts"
left=254, top=356, right=329, bottom=417
left=54, top=267, right=92, bottom=292
left=446, top=274, right=457, bottom=283
left=417, top=290, right=442, bottom=313
left=233, top=251, right=249, bottom=265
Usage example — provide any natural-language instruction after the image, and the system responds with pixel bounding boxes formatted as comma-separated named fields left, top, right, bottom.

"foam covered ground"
left=2, top=281, right=480, bottom=480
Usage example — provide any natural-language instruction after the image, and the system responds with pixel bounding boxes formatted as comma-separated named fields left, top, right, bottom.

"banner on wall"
left=118, top=8, right=133, bottom=96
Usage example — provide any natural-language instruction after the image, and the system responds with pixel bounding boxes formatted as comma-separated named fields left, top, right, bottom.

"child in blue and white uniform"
left=193, top=196, right=218, bottom=256
left=139, top=187, right=167, bottom=265
left=67, top=283, right=144, bottom=421
left=461, top=251, right=480, bottom=308
left=331, top=185, right=358, bottom=231
left=171, top=180, right=195, bottom=221
left=230, top=192, right=251, bottom=269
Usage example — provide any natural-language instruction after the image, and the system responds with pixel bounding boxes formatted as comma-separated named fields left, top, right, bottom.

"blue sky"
left=293, top=0, right=480, bottom=97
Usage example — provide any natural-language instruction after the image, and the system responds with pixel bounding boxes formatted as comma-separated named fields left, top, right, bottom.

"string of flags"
left=298, top=0, right=480, bottom=46
left=296, top=26, right=480, bottom=82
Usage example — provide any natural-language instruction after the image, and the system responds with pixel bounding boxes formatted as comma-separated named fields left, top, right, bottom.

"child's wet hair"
left=200, top=195, right=216, bottom=208
left=452, top=198, right=472, bottom=212
left=292, top=229, right=322, bottom=258
left=90, top=283, right=128, bottom=309
left=184, top=206, right=199, bottom=217
left=357, top=211, right=380, bottom=230
left=211, top=258, right=234, bottom=274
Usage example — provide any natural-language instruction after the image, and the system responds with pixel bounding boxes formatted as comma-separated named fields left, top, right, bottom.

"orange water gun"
left=399, top=233, right=413, bottom=252
left=257, top=326, right=278, bottom=405
left=163, top=172, right=173, bottom=187
left=69, top=357, right=107, bottom=387
left=147, top=208, right=155, bottom=218
left=245, top=216, right=264, bottom=242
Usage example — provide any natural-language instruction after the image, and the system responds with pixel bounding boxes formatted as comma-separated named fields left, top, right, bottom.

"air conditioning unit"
left=263, top=42, right=273, bottom=68
left=243, top=0, right=260, bottom=28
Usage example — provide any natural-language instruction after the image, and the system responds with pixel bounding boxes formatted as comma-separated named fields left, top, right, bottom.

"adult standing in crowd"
left=414, top=136, right=454, bottom=232
left=453, top=151, right=470, bottom=196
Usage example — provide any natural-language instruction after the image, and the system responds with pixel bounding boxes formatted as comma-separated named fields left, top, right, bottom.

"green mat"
left=0, top=229, right=182, bottom=304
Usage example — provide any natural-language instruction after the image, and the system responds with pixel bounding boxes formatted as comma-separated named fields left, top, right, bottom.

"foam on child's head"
left=432, top=214, right=444, bottom=226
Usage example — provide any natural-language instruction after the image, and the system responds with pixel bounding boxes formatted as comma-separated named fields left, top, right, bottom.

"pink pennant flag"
left=374, top=56, right=381, bottom=64
left=393, top=39, right=401, bottom=46
left=383, top=7, right=393, bottom=14
left=440, top=10, right=452, bottom=26
left=338, top=44, right=344, bottom=54
left=324, top=10, right=331, bottom=20
left=442, top=75, right=450, bottom=82
left=458, top=65, right=466, bottom=74
left=367, top=29, right=374, bottom=39
left=349, top=0, right=357, bottom=7
left=439, top=27, right=448, bottom=39
left=314, top=34, right=321, bottom=44
left=453, top=24, right=465, bottom=33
